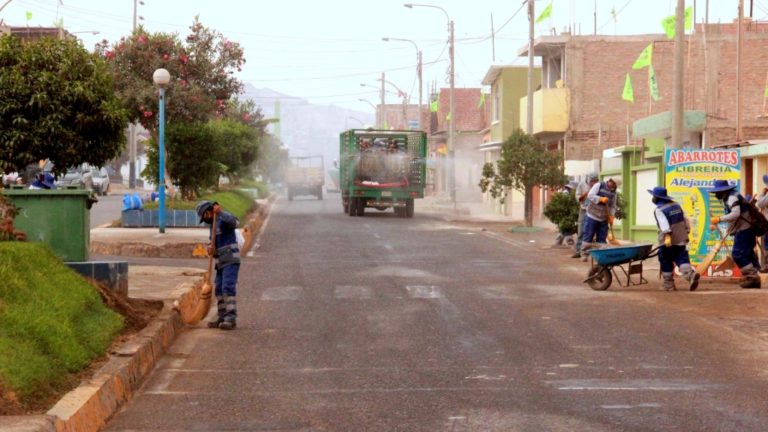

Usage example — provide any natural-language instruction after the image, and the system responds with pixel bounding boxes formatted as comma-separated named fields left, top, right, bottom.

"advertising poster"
left=665, top=149, right=741, bottom=277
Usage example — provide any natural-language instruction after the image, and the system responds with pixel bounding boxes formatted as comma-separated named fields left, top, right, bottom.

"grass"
left=141, top=189, right=257, bottom=222
left=0, top=243, right=124, bottom=401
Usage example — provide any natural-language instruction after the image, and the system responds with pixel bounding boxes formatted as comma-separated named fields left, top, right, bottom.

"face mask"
left=652, top=197, right=659, bottom=204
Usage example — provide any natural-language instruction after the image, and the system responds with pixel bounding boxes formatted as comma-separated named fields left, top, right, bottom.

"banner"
left=622, top=73, right=634, bottom=103
left=665, top=149, right=741, bottom=277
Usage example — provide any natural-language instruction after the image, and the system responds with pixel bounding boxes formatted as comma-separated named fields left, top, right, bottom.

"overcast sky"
left=2, top=0, right=751, bottom=114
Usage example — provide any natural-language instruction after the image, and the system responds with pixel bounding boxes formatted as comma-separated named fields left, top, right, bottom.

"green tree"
left=0, top=35, right=128, bottom=174
left=544, top=190, right=579, bottom=233
left=210, top=118, right=259, bottom=183
left=479, top=129, right=568, bottom=226
left=143, top=121, right=222, bottom=198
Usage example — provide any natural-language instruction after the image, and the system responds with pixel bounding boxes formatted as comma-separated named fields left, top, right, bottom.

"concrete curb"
left=0, top=301, right=186, bottom=432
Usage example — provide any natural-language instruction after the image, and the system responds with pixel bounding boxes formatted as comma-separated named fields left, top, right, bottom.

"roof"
left=517, top=33, right=663, bottom=57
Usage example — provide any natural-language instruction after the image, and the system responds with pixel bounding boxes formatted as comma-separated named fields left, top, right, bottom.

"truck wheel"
left=343, top=199, right=349, bottom=214
left=394, top=206, right=404, bottom=217
left=357, top=198, right=365, bottom=216
left=405, top=198, right=414, bottom=218
left=348, top=198, right=356, bottom=216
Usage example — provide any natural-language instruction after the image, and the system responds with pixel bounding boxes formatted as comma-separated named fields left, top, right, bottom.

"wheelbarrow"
left=583, top=243, right=660, bottom=290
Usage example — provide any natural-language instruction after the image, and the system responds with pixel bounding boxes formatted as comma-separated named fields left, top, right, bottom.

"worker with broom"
left=580, top=177, right=618, bottom=261
left=196, top=200, right=241, bottom=329
left=648, top=186, right=699, bottom=291
left=708, top=179, right=761, bottom=289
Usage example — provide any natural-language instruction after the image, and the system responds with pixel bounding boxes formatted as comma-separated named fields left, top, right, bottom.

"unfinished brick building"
left=520, top=19, right=768, bottom=162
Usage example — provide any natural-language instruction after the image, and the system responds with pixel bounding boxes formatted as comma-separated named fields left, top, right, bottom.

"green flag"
left=685, top=6, right=693, bottom=31
left=764, top=83, right=768, bottom=98
left=632, top=43, right=653, bottom=70
left=661, top=15, right=675, bottom=39
left=535, top=2, right=552, bottom=24
left=477, top=92, right=486, bottom=108
left=622, top=73, right=634, bottom=103
left=25, top=11, right=32, bottom=21
left=648, top=65, right=661, bottom=101
left=446, top=111, right=452, bottom=121
left=430, top=99, right=438, bottom=113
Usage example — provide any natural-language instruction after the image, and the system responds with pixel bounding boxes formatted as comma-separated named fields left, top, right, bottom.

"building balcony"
left=519, top=87, right=570, bottom=136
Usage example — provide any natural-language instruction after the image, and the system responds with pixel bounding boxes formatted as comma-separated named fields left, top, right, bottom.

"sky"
left=0, top=0, right=755, bottom=115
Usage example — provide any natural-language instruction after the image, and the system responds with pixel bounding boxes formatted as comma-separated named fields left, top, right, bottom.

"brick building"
left=519, top=20, right=768, bottom=164
left=427, top=87, right=488, bottom=201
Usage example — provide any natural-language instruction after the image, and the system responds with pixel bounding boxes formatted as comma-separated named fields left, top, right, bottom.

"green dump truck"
left=339, top=129, right=427, bottom=217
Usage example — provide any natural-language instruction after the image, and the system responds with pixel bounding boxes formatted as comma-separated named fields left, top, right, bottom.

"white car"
left=90, top=167, right=110, bottom=196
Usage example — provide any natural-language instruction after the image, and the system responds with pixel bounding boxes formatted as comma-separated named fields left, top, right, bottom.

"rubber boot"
left=662, top=272, right=676, bottom=291
left=739, top=264, right=762, bottom=289
left=679, top=263, right=700, bottom=291
left=219, top=296, right=237, bottom=330
left=207, top=296, right=225, bottom=328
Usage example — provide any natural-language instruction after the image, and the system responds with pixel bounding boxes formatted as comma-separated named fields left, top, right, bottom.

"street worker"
left=572, top=173, right=599, bottom=258
left=196, top=200, right=241, bottom=329
left=554, top=181, right=576, bottom=247
left=754, top=174, right=768, bottom=273
left=708, top=179, right=761, bottom=289
left=28, top=172, right=56, bottom=190
left=649, top=186, right=699, bottom=291
left=580, top=177, right=618, bottom=261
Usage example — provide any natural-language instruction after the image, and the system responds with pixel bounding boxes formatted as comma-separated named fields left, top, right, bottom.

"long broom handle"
left=207, top=212, right=217, bottom=282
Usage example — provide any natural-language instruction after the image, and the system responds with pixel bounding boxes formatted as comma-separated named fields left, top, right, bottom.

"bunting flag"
left=430, top=99, right=438, bottom=113
left=446, top=111, right=452, bottom=121
left=648, top=65, right=661, bottom=101
left=661, top=6, right=693, bottom=39
left=25, top=11, right=32, bottom=21
left=764, top=83, right=768, bottom=98
left=622, top=74, right=634, bottom=103
left=535, top=2, right=552, bottom=24
left=632, top=43, right=653, bottom=70
left=477, top=92, right=486, bottom=108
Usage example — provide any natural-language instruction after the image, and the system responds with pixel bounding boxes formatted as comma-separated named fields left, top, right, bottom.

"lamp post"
left=404, top=3, right=454, bottom=203
left=358, top=98, right=379, bottom=127
left=382, top=37, right=422, bottom=129
left=360, top=81, right=386, bottom=128
left=152, top=68, right=170, bottom=234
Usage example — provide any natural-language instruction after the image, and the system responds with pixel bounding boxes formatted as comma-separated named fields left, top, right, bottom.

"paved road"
left=90, top=192, right=124, bottom=229
left=106, top=196, right=768, bottom=431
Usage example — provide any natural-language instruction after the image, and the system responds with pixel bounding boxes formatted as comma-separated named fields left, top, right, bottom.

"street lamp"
left=358, top=98, right=379, bottom=127
left=152, top=68, right=170, bottom=234
left=382, top=37, right=422, bottom=129
left=404, top=3, right=455, bottom=203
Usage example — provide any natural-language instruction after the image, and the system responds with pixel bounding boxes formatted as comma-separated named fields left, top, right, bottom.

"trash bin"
left=3, top=188, right=91, bottom=261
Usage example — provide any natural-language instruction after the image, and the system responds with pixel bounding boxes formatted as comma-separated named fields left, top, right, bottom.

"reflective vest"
left=586, top=182, right=616, bottom=221
left=654, top=201, right=688, bottom=245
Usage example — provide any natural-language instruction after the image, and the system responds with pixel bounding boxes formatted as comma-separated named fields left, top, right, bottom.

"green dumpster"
left=3, top=188, right=91, bottom=262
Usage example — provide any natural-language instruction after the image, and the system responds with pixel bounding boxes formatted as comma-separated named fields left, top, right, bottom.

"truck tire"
left=357, top=197, right=365, bottom=216
left=343, top=198, right=349, bottom=214
left=405, top=198, right=414, bottom=218
left=347, top=198, right=356, bottom=216
left=394, top=206, right=404, bottom=218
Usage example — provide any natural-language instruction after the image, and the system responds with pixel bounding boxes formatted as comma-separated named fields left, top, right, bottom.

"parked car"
left=90, top=167, right=110, bottom=196
left=56, top=167, right=93, bottom=191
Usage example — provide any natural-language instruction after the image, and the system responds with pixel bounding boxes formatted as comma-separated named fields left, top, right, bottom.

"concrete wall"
left=491, top=67, right=539, bottom=143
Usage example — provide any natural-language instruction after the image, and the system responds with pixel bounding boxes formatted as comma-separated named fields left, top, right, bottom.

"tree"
left=143, top=121, right=222, bottom=198
left=479, top=129, right=568, bottom=227
left=96, top=18, right=245, bottom=132
left=209, top=119, right=259, bottom=183
left=255, top=134, right=289, bottom=184
left=0, top=35, right=128, bottom=175
left=544, top=190, right=579, bottom=234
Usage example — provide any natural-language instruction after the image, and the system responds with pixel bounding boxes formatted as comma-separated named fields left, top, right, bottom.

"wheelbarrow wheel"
left=587, top=266, right=612, bottom=291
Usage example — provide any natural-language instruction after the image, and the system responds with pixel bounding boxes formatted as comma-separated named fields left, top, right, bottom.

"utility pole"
left=448, top=19, right=455, bottom=204
left=491, top=14, right=496, bottom=62
left=526, top=0, right=534, bottom=135
left=128, top=0, right=139, bottom=188
left=671, top=0, right=685, bottom=148
left=594, top=0, right=597, bottom=35
left=380, top=72, right=386, bottom=129
left=417, top=50, right=423, bottom=129
left=737, top=0, right=744, bottom=141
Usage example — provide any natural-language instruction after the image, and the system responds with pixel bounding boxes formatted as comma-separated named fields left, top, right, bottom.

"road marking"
left=261, top=286, right=302, bottom=301
left=601, top=403, right=662, bottom=409
left=481, top=230, right=528, bottom=248
left=334, top=285, right=372, bottom=299
left=547, top=379, right=720, bottom=391
left=144, top=386, right=517, bottom=396
left=406, top=285, right=443, bottom=299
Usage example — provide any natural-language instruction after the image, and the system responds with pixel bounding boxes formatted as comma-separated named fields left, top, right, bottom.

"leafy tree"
left=210, top=118, right=259, bottom=183
left=143, top=121, right=222, bottom=198
left=96, top=18, right=245, bottom=131
left=0, top=35, right=128, bottom=174
left=479, top=129, right=568, bottom=226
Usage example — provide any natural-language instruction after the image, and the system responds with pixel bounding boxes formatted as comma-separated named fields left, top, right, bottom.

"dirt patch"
left=90, top=280, right=164, bottom=331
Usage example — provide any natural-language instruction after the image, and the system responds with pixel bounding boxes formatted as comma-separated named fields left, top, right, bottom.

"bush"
left=544, top=191, right=579, bottom=233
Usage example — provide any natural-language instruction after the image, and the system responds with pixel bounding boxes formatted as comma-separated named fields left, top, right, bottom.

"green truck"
left=339, top=129, right=427, bottom=217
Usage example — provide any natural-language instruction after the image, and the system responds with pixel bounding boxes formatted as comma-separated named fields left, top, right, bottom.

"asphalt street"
left=90, top=191, right=124, bottom=229
left=105, top=196, right=768, bottom=431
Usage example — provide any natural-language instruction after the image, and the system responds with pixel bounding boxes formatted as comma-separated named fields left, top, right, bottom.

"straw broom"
left=174, top=212, right=216, bottom=325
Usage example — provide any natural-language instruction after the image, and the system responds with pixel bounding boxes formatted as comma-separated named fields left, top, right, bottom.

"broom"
left=696, top=225, right=732, bottom=276
left=607, top=222, right=621, bottom=246
left=174, top=212, right=216, bottom=325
